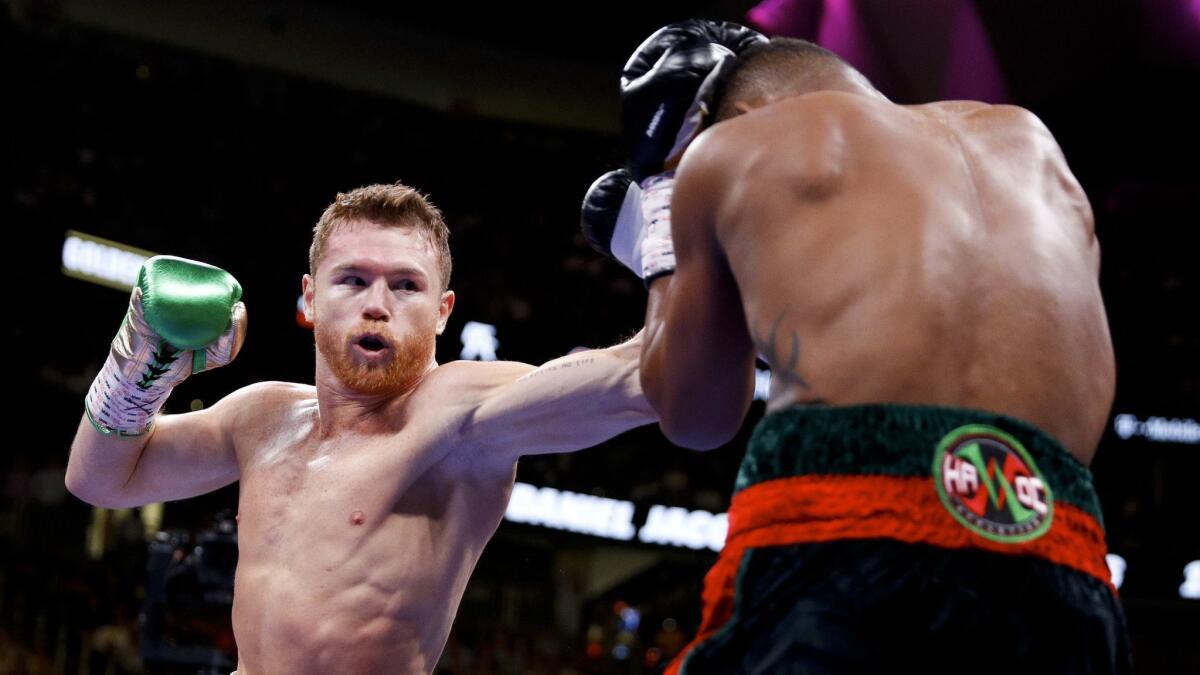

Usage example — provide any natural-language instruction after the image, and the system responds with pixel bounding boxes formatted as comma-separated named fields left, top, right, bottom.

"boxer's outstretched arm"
left=453, top=334, right=656, bottom=459
left=641, top=138, right=757, bottom=450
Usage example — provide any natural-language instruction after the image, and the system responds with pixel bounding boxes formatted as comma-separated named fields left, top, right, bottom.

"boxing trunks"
left=668, top=404, right=1131, bottom=675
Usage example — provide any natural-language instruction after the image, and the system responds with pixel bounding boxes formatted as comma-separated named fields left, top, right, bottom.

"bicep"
left=119, top=394, right=242, bottom=505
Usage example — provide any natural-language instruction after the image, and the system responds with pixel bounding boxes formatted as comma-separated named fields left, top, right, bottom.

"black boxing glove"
left=580, top=169, right=676, bottom=283
left=620, top=19, right=766, bottom=182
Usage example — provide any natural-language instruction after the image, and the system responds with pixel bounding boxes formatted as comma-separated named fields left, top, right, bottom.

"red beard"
left=315, top=320, right=435, bottom=396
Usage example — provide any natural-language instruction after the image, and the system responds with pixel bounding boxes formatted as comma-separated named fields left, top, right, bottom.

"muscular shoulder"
left=947, top=103, right=1077, bottom=178
left=912, top=101, right=1071, bottom=179
left=929, top=101, right=1093, bottom=233
left=210, top=380, right=314, bottom=439
left=217, top=380, right=312, bottom=410
left=930, top=101, right=1057, bottom=144
left=403, top=360, right=534, bottom=469
left=683, top=92, right=869, bottom=205
left=406, top=360, right=535, bottom=420
left=417, top=360, right=534, bottom=394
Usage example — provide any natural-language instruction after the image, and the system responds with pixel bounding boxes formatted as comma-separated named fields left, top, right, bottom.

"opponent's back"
left=693, top=92, right=1114, bottom=462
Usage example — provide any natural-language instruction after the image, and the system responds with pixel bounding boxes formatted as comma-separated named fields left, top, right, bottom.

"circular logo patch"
left=932, top=425, right=1054, bottom=543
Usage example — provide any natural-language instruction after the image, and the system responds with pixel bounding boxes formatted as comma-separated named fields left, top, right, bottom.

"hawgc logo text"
left=933, top=425, right=1054, bottom=543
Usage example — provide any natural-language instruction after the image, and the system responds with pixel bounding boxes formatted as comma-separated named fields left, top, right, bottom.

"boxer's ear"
left=734, top=95, right=773, bottom=116
left=302, top=274, right=315, bottom=323
left=436, top=291, right=455, bottom=335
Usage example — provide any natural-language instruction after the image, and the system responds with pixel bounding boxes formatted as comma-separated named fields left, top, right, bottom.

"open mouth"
left=354, top=334, right=392, bottom=353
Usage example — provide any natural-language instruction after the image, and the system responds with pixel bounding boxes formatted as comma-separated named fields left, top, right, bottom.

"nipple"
left=350, top=510, right=365, bottom=526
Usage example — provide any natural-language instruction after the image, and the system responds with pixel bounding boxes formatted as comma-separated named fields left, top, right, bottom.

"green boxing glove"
left=85, top=256, right=248, bottom=436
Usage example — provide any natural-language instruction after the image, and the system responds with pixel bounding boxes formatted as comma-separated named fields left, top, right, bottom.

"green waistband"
left=738, top=404, right=1103, bottom=524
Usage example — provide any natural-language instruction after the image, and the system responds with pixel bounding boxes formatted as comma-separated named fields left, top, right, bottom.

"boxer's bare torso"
left=228, top=374, right=514, bottom=673
left=655, top=91, right=1114, bottom=462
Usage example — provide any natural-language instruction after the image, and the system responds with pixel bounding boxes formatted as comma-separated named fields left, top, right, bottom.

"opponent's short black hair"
left=712, top=38, right=860, bottom=122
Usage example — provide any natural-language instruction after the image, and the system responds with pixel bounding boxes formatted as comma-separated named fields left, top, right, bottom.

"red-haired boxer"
left=584, top=21, right=1129, bottom=675
left=68, top=183, right=657, bottom=675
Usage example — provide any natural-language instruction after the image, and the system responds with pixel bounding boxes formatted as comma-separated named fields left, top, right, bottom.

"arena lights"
left=638, top=504, right=728, bottom=551
left=1106, top=554, right=1127, bottom=590
left=754, top=368, right=771, bottom=402
left=460, top=321, right=499, bottom=361
left=61, top=230, right=155, bottom=291
left=506, top=483, right=636, bottom=540
left=295, top=295, right=313, bottom=329
left=1113, top=414, right=1200, bottom=445
left=1101, top=554, right=1200, bottom=599
left=504, top=482, right=727, bottom=552
left=1182, top=561, right=1200, bottom=600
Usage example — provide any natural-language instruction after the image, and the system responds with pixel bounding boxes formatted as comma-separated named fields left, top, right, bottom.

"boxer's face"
left=303, top=220, right=454, bottom=395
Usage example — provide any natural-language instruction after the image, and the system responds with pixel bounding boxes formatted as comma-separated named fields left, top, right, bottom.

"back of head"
left=309, top=182, right=452, bottom=290
left=712, top=38, right=876, bottom=122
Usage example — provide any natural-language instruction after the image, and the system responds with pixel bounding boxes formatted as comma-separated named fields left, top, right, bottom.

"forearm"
left=522, top=335, right=655, bottom=425
left=553, top=340, right=658, bottom=447
left=66, top=412, right=152, bottom=508
left=642, top=275, right=755, bottom=449
left=642, top=276, right=699, bottom=441
left=475, top=335, right=657, bottom=458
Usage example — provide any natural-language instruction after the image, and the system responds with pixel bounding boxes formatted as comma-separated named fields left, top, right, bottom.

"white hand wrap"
left=611, top=172, right=677, bottom=281
left=85, top=286, right=245, bottom=436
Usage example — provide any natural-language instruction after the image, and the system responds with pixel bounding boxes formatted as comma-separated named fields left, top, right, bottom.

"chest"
left=235, top=430, right=443, bottom=550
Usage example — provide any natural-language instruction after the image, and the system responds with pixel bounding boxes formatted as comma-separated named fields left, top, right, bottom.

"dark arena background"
left=4, top=0, right=1198, bottom=673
